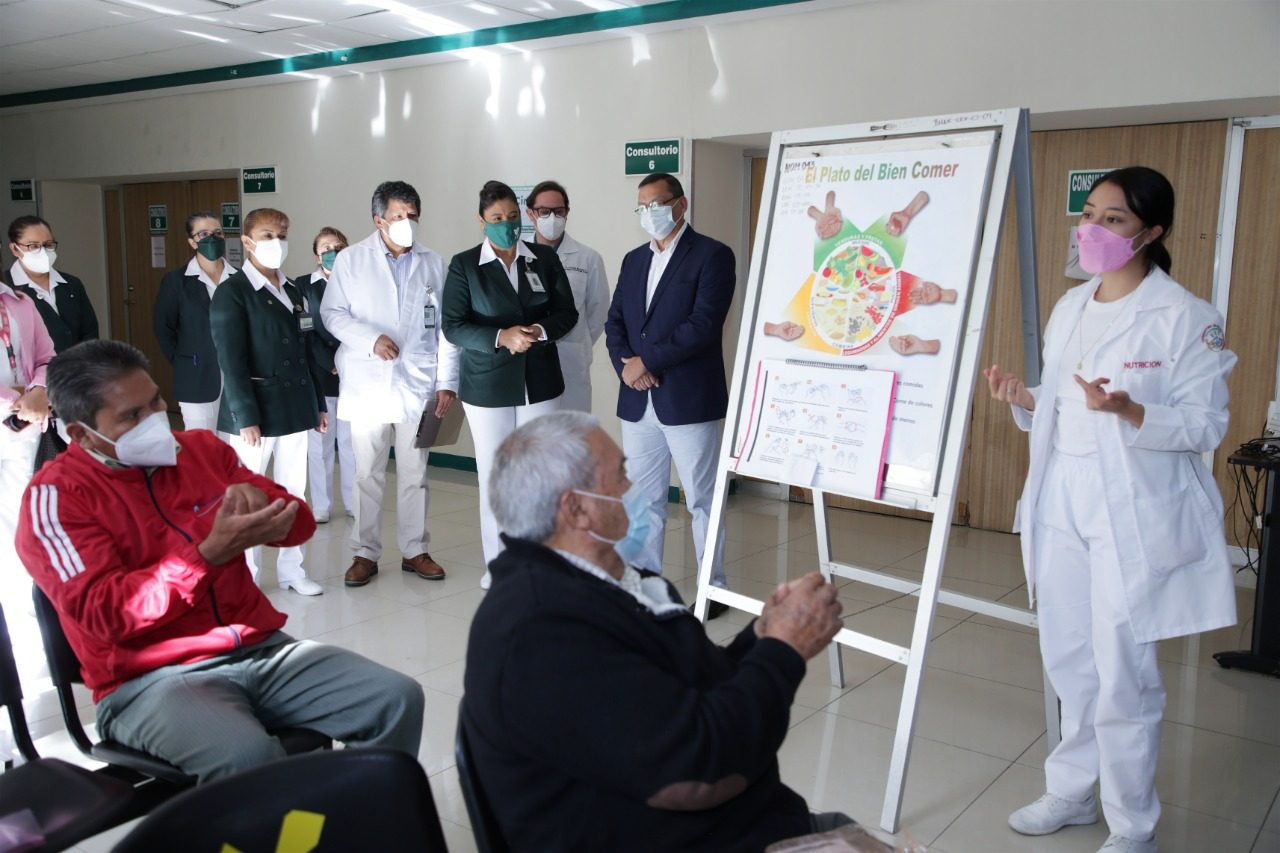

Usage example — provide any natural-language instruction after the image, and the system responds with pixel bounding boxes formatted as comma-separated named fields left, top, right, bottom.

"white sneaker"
left=314, top=511, right=331, bottom=524
left=1098, top=834, right=1157, bottom=853
left=1008, top=793, right=1098, bottom=835
left=480, top=571, right=492, bottom=590
left=280, top=577, right=324, bottom=596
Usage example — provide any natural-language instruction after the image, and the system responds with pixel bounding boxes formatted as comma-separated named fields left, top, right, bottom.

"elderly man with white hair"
left=462, top=410, right=851, bottom=852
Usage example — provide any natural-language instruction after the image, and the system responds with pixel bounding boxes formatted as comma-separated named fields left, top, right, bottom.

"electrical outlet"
left=1258, top=514, right=1266, bottom=530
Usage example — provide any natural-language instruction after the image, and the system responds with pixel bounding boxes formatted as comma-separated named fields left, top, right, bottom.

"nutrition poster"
left=737, top=129, right=997, bottom=497
left=733, top=359, right=898, bottom=499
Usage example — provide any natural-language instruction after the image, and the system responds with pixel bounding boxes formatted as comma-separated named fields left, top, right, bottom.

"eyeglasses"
left=633, top=197, right=678, bottom=215
left=531, top=206, right=568, bottom=219
left=16, top=241, right=57, bottom=252
left=193, top=230, right=224, bottom=240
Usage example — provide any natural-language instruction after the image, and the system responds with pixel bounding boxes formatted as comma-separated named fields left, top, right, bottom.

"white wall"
left=0, top=0, right=1274, bottom=462
left=38, top=181, right=108, bottom=327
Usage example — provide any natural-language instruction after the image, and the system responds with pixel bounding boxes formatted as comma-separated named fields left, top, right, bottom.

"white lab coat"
left=320, top=231, right=460, bottom=424
left=1013, top=267, right=1237, bottom=643
left=551, top=232, right=609, bottom=409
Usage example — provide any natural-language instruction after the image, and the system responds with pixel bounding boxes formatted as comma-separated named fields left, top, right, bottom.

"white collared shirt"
left=185, top=256, right=236, bottom=300
left=242, top=262, right=292, bottom=311
left=479, top=237, right=537, bottom=291
left=553, top=548, right=688, bottom=617
left=645, top=220, right=687, bottom=309
left=9, top=260, right=66, bottom=315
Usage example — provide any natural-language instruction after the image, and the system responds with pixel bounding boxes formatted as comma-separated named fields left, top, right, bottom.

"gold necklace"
left=1075, top=303, right=1128, bottom=370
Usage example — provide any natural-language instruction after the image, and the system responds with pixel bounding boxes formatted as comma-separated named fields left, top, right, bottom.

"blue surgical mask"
left=639, top=204, right=676, bottom=240
left=573, top=488, right=651, bottom=565
left=485, top=219, right=522, bottom=250
left=320, top=249, right=339, bottom=270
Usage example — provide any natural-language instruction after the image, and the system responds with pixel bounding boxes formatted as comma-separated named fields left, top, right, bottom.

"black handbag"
left=34, top=415, right=69, bottom=472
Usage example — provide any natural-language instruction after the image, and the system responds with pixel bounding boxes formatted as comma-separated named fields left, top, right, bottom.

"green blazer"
left=6, top=271, right=98, bottom=353
left=442, top=241, right=578, bottom=408
left=152, top=263, right=221, bottom=403
left=294, top=272, right=340, bottom=399
left=210, top=269, right=325, bottom=436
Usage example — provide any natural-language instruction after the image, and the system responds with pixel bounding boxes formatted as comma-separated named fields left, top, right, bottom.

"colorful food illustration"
left=809, top=236, right=900, bottom=354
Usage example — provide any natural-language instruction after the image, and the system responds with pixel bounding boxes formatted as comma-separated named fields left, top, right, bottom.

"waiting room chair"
left=111, top=748, right=448, bottom=853
left=455, top=716, right=510, bottom=853
left=30, top=585, right=331, bottom=788
left=0, top=601, right=139, bottom=852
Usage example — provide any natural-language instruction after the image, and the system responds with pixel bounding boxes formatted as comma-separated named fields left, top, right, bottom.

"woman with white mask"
left=442, top=180, right=578, bottom=587
left=6, top=215, right=98, bottom=353
left=987, top=167, right=1237, bottom=853
left=209, top=208, right=327, bottom=596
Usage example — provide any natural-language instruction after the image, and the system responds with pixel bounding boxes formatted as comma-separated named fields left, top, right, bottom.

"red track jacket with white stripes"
left=16, top=430, right=314, bottom=701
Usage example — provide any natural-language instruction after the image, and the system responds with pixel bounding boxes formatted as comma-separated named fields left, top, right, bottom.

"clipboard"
left=414, top=393, right=465, bottom=449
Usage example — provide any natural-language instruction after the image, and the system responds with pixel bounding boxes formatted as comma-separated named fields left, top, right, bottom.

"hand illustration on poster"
left=741, top=131, right=997, bottom=494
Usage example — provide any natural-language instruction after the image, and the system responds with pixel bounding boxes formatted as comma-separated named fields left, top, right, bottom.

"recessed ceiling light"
left=178, top=29, right=230, bottom=43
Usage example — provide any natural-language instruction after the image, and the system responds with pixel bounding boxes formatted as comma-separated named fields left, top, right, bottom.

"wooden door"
left=104, top=189, right=127, bottom=341
left=965, top=120, right=1229, bottom=532
left=1218, top=127, right=1280, bottom=546
left=113, top=178, right=239, bottom=408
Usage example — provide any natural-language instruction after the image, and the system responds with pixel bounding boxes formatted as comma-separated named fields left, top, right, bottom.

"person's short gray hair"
left=490, top=411, right=600, bottom=543
left=46, top=340, right=151, bottom=428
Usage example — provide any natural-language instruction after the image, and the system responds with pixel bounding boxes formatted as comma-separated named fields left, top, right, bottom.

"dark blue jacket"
left=605, top=227, right=734, bottom=425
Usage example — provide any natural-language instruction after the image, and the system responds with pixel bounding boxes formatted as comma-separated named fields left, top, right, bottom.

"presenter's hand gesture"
left=759, top=572, right=842, bottom=660
left=373, top=334, right=401, bottom=361
left=198, top=485, right=300, bottom=565
left=1073, top=375, right=1145, bottom=428
left=984, top=364, right=1034, bottom=411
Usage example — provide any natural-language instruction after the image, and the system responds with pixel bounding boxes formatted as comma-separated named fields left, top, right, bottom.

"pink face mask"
left=1076, top=223, right=1147, bottom=274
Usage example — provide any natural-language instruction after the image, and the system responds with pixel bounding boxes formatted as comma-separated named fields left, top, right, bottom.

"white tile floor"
left=15, top=468, right=1280, bottom=852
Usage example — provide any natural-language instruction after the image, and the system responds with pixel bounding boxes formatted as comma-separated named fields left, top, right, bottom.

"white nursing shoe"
left=280, top=577, right=324, bottom=596
left=1098, top=834, right=1157, bottom=853
left=1008, top=793, right=1098, bottom=835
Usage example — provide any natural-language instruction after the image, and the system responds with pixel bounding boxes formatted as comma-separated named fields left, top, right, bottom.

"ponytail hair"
left=1093, top=166, right=1175, bottom=274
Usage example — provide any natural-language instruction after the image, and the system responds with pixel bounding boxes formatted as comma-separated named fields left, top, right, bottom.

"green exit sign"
left=1066, top=169, right=1115, bottom=215
left=9, top=179, right=33, bottom=202
left=148, top=204, right=167, bottom=233
left=221, top=202, right=241, bottom=230
left=243, top=166, right=277, bottom=194
left=625, top=139, right=681, bottom=176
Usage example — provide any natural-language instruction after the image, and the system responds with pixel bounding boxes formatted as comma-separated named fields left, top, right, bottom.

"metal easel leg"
left=812, top=489, right=845, bottom=689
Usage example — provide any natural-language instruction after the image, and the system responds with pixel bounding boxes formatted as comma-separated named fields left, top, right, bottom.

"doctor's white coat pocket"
left=1132, top=492, right=1213, bottom=575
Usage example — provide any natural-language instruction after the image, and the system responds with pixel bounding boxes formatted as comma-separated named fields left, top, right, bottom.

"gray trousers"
left=96, top=633, right=424, bottom=782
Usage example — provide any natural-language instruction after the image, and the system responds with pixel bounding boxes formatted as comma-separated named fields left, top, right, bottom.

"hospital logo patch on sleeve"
left=1201, top=324, right=1225, bottom=352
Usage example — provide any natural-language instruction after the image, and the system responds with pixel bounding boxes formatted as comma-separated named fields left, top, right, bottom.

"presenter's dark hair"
left=639, top=172, right=684, bottom=200
left=1092, top=166, right=1174, bottom=275
left=7, top=215, right=52, bottom=244
left=47, top=340, right=150, bottom=428
left=478, top=180, right=518, bottom=215
left=371, top=181, right=421, bottom=219
left=527, top=180, right=569, bottom=210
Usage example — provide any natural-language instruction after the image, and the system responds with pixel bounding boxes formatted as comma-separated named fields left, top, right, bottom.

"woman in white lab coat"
left=986, top=167, right=1236, bottom=853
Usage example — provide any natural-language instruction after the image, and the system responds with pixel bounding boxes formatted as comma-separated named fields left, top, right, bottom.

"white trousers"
left=229, top=430, right=311, bottom=586
left=619, top=402, right=726, bottom=587
left=349, top=418, right=430, bottom=562
left=0, top=426, right=40, bottom=622
left=465, top=397, right=563, bottom=565
left=307, top=397, right=354, bottom=517
left=178, top=400, right=221, bottom=434
left=557, top=343, right=593, bottom=413
left=1035, top=452, right=1164, bottom=841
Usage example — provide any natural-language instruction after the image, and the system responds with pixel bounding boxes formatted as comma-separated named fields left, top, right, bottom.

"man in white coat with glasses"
left=320, top=180, right=460, bottom=588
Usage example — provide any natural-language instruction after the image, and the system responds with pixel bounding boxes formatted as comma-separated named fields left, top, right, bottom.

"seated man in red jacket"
left=16, top=339, right=424, bottom=782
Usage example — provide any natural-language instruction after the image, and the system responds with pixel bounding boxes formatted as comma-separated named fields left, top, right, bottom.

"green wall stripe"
left=1, top=0, right=816, bottom=109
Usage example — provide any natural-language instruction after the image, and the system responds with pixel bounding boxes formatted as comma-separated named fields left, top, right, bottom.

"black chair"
left=30, top=586, right=331, bottom=788
left=112, top=748, right=448, bottom=853
left=455, top=715, right=510, bottom=853
left=0, top=601, right=138, bottom=852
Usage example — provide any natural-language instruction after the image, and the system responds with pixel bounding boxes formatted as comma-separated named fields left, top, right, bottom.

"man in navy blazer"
left=605, top=173, right=733, bottom=615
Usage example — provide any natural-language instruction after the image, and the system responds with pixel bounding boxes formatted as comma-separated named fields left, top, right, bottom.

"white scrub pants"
left=1034, top=452, right=1164, bottom=842
left=465, top=397, right=562, bottom=565
left=620, top=401, right=727, bottom=588
left=179, top=400, right=221, bottom=434
left=230, top=430, right=311, bottom=586
left=557, top=342, right=593, bottom=413
left=0, top=426, right=43, bottom=762
left=349, top=418, right=429, bottom=562
left=308, top=397, right=354, bottom=518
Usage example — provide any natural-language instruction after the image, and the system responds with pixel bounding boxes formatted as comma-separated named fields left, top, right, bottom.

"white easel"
left=692, top=108, right=1056, bottom=834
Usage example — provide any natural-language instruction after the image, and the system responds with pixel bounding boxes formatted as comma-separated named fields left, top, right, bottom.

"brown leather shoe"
left=402, top=552, right=445, bottom=581
left=344, top=556, right=379, bottom=587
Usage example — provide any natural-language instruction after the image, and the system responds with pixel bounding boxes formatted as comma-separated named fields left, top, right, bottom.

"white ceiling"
left=0, top=0, right=675, bottom=98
